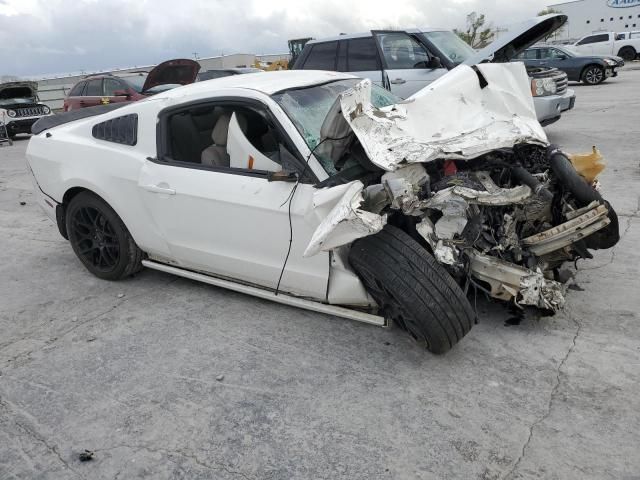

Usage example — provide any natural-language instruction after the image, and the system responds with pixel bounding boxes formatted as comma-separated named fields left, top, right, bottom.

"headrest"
left=211, top=111, right=247, bottom=145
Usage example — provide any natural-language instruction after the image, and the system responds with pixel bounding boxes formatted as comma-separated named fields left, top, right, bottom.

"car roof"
left=306, top=28, right=450, bottom=44
left=154, top=70, right=357, bottom=98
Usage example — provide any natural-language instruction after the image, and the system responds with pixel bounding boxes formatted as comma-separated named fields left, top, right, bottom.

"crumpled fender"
left=304, top=181, right=386, bottom=257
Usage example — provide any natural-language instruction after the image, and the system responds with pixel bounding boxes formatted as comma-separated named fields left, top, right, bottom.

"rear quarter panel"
left=26, top=100, right=171, bottom=257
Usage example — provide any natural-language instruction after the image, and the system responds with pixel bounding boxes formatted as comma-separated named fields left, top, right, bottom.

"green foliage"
left=454, top=12, right=495, bottom=49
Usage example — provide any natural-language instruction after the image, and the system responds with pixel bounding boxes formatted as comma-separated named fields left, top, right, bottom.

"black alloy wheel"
left=65, top=191, right=143, bottom=280
left=70, top=205, right=121, bottom=273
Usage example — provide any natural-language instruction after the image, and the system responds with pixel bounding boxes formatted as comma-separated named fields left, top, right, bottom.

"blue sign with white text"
left=607, top=0, right=640, bottom=8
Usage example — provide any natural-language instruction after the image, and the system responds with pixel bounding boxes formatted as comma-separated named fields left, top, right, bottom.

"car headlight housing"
left=531, top=78, right=557, bottom=97
left=7, top=109, right=16, bottom=117
left=43, top=105, right=51, bottom=114
left=604, top=58, right=616, bottom=66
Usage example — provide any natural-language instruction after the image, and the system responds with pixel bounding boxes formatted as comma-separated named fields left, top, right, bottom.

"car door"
left=137, top=100, right=331, bottom=300
left=371, top=31, right=447, bottom=98
left=64, top=81, right=86, bottom=111
left=80, top=78, right=105, bottom=108
left=517, top=48, right=542, bottom=68
left=343, top=37, right=384, bottom=88
left=535, top=47, right=555, bottom=68
left=547, top=48, right=580, bottom=78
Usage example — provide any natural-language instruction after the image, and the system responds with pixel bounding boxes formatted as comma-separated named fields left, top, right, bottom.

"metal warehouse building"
left=549, top=0, right=640, bottom=39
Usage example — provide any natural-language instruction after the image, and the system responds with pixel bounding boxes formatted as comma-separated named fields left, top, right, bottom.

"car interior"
left=167, top=104, right=283, bottom=170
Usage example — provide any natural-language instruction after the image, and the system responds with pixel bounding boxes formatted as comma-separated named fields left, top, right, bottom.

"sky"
left=0, top=0, right=552, bottom=78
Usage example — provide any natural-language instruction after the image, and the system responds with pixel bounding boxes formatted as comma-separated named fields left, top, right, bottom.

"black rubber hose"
left=511, top=165, right=553, bottom=201
left=547, top=146, right=620, bottom=249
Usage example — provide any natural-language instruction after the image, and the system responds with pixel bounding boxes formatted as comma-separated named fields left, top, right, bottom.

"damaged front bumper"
left=303, top=63, right=619, bottom=313
left=468, top=252, right=565, bottom=310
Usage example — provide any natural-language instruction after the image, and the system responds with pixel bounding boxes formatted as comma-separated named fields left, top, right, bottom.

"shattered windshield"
left=272, top=79, right=400, bottom=169
left=421, top=31, right=476, bottom=65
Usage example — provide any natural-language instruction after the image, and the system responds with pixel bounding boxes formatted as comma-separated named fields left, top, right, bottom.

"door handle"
left=143, top=184, right=176, bottom=195
left=540, top=62, right=547, bottom=65
left=390, top=78, right=406, bottom=84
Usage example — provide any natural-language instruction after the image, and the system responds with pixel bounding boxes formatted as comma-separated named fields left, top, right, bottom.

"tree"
left=454, top=12, right=495, bottom=49
left=537, top=7, right=565, bottom=41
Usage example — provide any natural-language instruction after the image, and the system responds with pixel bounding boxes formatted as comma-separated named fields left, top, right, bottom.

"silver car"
left=292, top=14, right=576, bottom=126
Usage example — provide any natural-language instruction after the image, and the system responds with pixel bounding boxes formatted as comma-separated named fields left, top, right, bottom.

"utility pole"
left=494, top=26, right=508, bottom=39
left=192, top=52, right=199, bottom=60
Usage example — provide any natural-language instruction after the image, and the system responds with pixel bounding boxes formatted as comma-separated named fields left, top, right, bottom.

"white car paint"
left=27, top=71, right=378, bottom=309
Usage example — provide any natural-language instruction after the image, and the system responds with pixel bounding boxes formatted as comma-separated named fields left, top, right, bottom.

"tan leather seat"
left=201, top=112, right=247, bottom=167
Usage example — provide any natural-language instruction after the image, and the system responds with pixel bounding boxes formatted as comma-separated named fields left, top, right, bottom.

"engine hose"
left=547, top=146, right=620, bottom=249
left=511, top=165, right=553, bottom=201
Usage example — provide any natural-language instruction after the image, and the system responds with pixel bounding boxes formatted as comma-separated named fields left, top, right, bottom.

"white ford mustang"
left=26, top=67, right=619, bottom=353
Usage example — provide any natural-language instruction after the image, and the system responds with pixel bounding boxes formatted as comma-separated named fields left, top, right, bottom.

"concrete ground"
left=0, top=69, right=639, bottom=480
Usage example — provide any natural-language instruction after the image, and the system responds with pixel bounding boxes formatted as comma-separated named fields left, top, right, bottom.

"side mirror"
left=558, top=55, right=568, bottom=60
left=113, top=90, right=130, bottom=97
left=427, top=56, right=442, bottom=69
left=414, top=57, right=442, bottom=69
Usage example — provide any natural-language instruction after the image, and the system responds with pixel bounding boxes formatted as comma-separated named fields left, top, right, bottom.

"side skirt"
left=142, top=260, right=387, bottom=327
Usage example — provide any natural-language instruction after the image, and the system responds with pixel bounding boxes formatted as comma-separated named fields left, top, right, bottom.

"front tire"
left=349, top=225, right=474, bottom=354
left=582, top=65, right=605, bottom=85
left=65, top=191, right=143, bottom=280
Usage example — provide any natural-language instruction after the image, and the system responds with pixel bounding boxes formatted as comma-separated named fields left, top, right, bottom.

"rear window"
left=198, top=70, right=235, bottom=81
left=577, top=34, right=609, bottom=45
left=85, top=79, right=102, bottom=96
left=69, top=82, right=85, bottom=97
left=303, top=42, right=338, bottom=70
left=347, top=37, right=380, bottom=71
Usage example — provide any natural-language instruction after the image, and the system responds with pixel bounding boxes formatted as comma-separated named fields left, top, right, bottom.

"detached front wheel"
left=66, top=191, right=143, bottom=280
left=349, top=225, right=474, bottom=354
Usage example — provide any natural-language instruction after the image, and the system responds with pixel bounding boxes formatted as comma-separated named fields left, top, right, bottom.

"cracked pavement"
left=1, top=69, right=639, bottom=479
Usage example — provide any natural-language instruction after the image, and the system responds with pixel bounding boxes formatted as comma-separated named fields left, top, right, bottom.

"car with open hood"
left=63, top=58, right=200, bottom=111
left=292, top=14, right=576, bottom=126
left=514, top=45, right=621, bottom=85
left=26, top=68, right=619, bottom=353
left=0, top=81, right=53, bottom=141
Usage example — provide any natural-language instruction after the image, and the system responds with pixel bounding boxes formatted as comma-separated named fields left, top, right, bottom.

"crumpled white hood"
left=339, top=63, right=548, bottom=171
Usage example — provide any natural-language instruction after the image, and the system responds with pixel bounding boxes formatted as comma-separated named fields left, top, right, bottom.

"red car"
left=63, top=59, right=200, bottom=111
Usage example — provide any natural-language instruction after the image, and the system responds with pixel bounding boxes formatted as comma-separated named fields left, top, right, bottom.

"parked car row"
left=63, top=59, right=201, bottom=111
left=15, top=13, right=629, bottom=137
left=291, top=15, right=576, bottom=126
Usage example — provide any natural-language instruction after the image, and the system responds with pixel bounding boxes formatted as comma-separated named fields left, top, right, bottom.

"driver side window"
left=162, top=102, right=303, bottom=177
left=377, top=32, right=430, bottom=69
left=549, top=48, right=565, bottom=59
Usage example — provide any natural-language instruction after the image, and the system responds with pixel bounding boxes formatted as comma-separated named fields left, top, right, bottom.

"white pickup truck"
left=572, top=31, right=640, bottom=61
